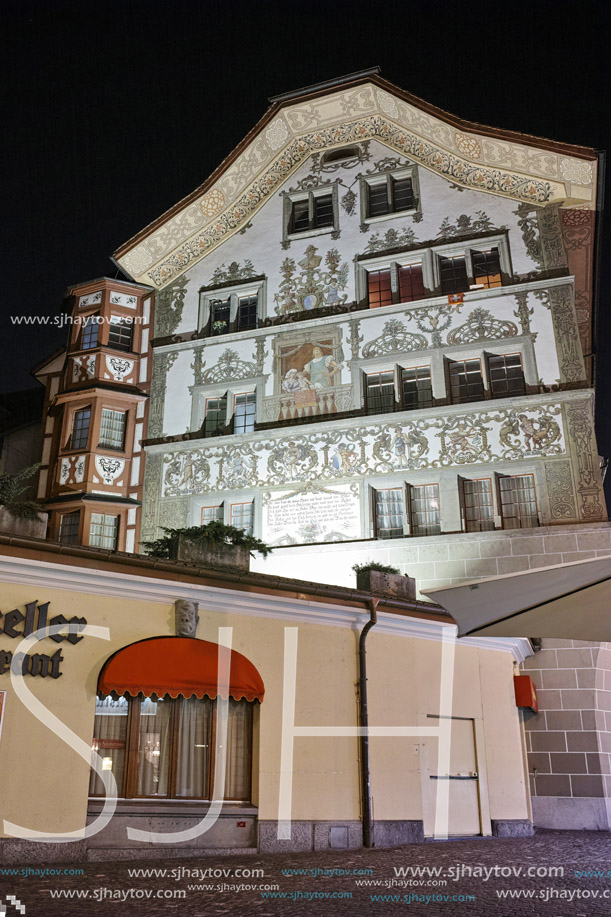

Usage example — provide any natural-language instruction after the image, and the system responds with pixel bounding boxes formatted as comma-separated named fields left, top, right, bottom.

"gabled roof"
left=113, top=70, right=598, bottom=290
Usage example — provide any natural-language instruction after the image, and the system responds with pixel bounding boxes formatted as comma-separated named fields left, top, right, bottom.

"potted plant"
left=352, top=561, right=416, bottom=600
left=0, top=465, right=47, bottom=538
left=212, top=320, right=228, bottom=336
left=142, top=520, right=273, bottom=572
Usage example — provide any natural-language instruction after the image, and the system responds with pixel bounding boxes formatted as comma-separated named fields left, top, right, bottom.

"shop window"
left=89, top=513, right=119, bottom=549
left=233, top=393, right=256, bottom=434
left=81, top=315, right=99, bottom=350
left=472, top=248, right=502, bottom=289
left=108, top=317, right=134, bottom=353
left=488, top=353, right=526, bottom=398
left=58, top=510, right=81, bottom=545
left=448, top=359, right=485, bottom=404
left=201, top=504, right=224, bottom=525
left=401, top=366, right=433, bottom=410
left=89, top=694, right=252, bottom=801
left=99, top=409, right=127, bottom=450
left=364, top=371, right=396, bottom=414
left=70, top=406, right=91, bottom=450
left=497, top=473, right=538, bottom=529
left=230, top=501, right=254, bottom=535
left=460, top=477, right=495, bottom=532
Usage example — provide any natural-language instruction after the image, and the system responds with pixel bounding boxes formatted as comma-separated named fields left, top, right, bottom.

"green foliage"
left=142, top=521, right=273, bottom=559
left=0, top=464, right=43, bottom=520
left=352, top=561, right=401, bottom=576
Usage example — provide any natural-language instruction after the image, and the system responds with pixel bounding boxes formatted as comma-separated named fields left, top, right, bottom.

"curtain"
left=224, top=699, right=252, bottom=799
left=136, top=696, right=171, bottom=796
left=175, top=697, right=212, bottom=797
left=89, top=696, right=128, bottom=796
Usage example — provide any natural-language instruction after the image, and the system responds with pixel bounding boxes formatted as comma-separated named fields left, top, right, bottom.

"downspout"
left=359, top=597, right=379, bottom=848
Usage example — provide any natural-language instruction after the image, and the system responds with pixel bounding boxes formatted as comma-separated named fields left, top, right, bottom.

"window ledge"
left=285, top=225, right=336, bottom=243
left=363, top=208, right=419, bottom=227
left=87, top=798, right=257, bottom=817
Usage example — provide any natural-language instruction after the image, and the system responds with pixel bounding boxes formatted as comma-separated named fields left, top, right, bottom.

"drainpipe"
left=359, top=597, right=379, bottom=848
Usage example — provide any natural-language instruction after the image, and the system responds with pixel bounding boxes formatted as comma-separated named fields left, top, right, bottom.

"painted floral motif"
left=200, top=188, right=226, bottom=218
left=438, top=417, right=491, bottom=465
left=437, top=211, right=499, bottom=240
left=560, top=159, right=593, bottom=185
left=454, top=132, right=482, bottom=160
left=106, top=356, right=133, bottom=382
left=446, top=308, right=518, bottom=345
left=376, top=90, right=399, bottom=119
left=265, top=118, right=289, bottom=150
left=268, top=441, right=318, bottom=482
left=273, top=245, right=349, bottom=315
left=364, top=226, right=418, bottom=253
left=362, top=319, right=427, bottom=358
left=201, top=349, right=258, bottom=384
left=209, top=259, right=257, bottom=285
left=219, top=453, right=258, bottom=489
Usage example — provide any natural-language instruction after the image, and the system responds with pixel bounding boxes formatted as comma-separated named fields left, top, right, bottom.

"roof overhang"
left=113, top=72, right=598, bottom=291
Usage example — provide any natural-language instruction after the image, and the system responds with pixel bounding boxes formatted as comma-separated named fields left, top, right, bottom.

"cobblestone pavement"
left=3, top=831, right=611, bottom=916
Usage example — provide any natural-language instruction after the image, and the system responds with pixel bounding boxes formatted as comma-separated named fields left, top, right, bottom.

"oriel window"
left=89, top=513, right=119, bottom=550
left=99, top=409, right=127, bottom=450
left=58, top=510, right=81, bottom=545
left=81, top=315, right=99, bottom=350
left=70, top=406, right=91, bottom=450
left=108, top=317, right=134, bottom=353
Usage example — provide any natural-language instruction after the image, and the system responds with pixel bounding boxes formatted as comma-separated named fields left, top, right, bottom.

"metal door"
left=424, top=716, right=481, bottom=836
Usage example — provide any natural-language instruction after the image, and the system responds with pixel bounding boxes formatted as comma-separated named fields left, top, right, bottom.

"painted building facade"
left=110, top=70, right=610, bottom=832
left=35, top=277, right=153, bottom=553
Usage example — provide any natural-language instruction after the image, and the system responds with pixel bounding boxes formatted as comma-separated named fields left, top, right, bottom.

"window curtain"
left=224, top=699, right=252, bottom=799
left=175, top=697, right=212, bottom=797
left=89, top=696, right=128, bottom=795
left=136, top=697, right=171, bottom=796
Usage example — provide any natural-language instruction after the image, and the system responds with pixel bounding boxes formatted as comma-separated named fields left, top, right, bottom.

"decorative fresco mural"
left=262, top=483, right=361, bottom=546
left=158, top=401, right=566, bottom=497
left=273, top=245, right=349, bottom=315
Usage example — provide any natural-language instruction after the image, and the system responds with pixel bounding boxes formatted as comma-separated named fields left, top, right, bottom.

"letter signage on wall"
left=0, top=601, right=88, bottom=680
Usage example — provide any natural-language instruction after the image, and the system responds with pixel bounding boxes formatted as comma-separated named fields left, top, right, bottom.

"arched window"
left=321, top=145, right=360, bottom=165
left=89, top=637, right=264, bottom=801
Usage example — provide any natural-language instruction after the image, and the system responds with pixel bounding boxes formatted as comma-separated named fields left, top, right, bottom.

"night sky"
left=4, top=0, right=611, bottom=449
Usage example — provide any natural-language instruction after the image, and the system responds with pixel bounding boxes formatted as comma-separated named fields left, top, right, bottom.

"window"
left=70, top=407, right=91, bottom=450
left=99, top=409, right=126, bottom=450
left=488, top=353, right=526, bottom=398
left=497, top=473, right=538, bottom=529
left=365, top=371, right=396, bottom=414
left=439, top=255, right=470, bottom=294
left=367, top=269, right=392, bottom=309
left=89, top=694, right=253, bottom=801
left=201, top=505, right=223, bottom=525
left=231, top=502, right=254, bottom=535
left=81, top=315, right=99, bottom=350
left=58, top=510, right=80, bottom=544
left=233, top=393, right=256, bottom=434
left=374, top=488, right=405, bottom=539
left=367, top=174, right=415, bottom=218
left=237, top=295, right=258, bottom=331
left=472, top=248, right=502, bottom=289
left=210, top=298, right=231, bottom=334
left=460, top=478, right=494, bottom=532
left=203, top=395, right=228, bottom=437
left=398, top=264, right=426, bottom=302
left=366, top=262, right=427, bottom=309
left=108, top=317, right=134, bottom=353
left=448, top=359, right=484, bottom=404
left=89, top=513, right=119, bottom=549
left=290, top=193, right=334, bottom=234
left=409, top=484, right=441, bottom=536
left=401, top=366, right=433, bottom=410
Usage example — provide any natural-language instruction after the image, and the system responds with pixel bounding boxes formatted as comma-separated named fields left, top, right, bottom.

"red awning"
left=97, top=637, right=264, bottom=702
